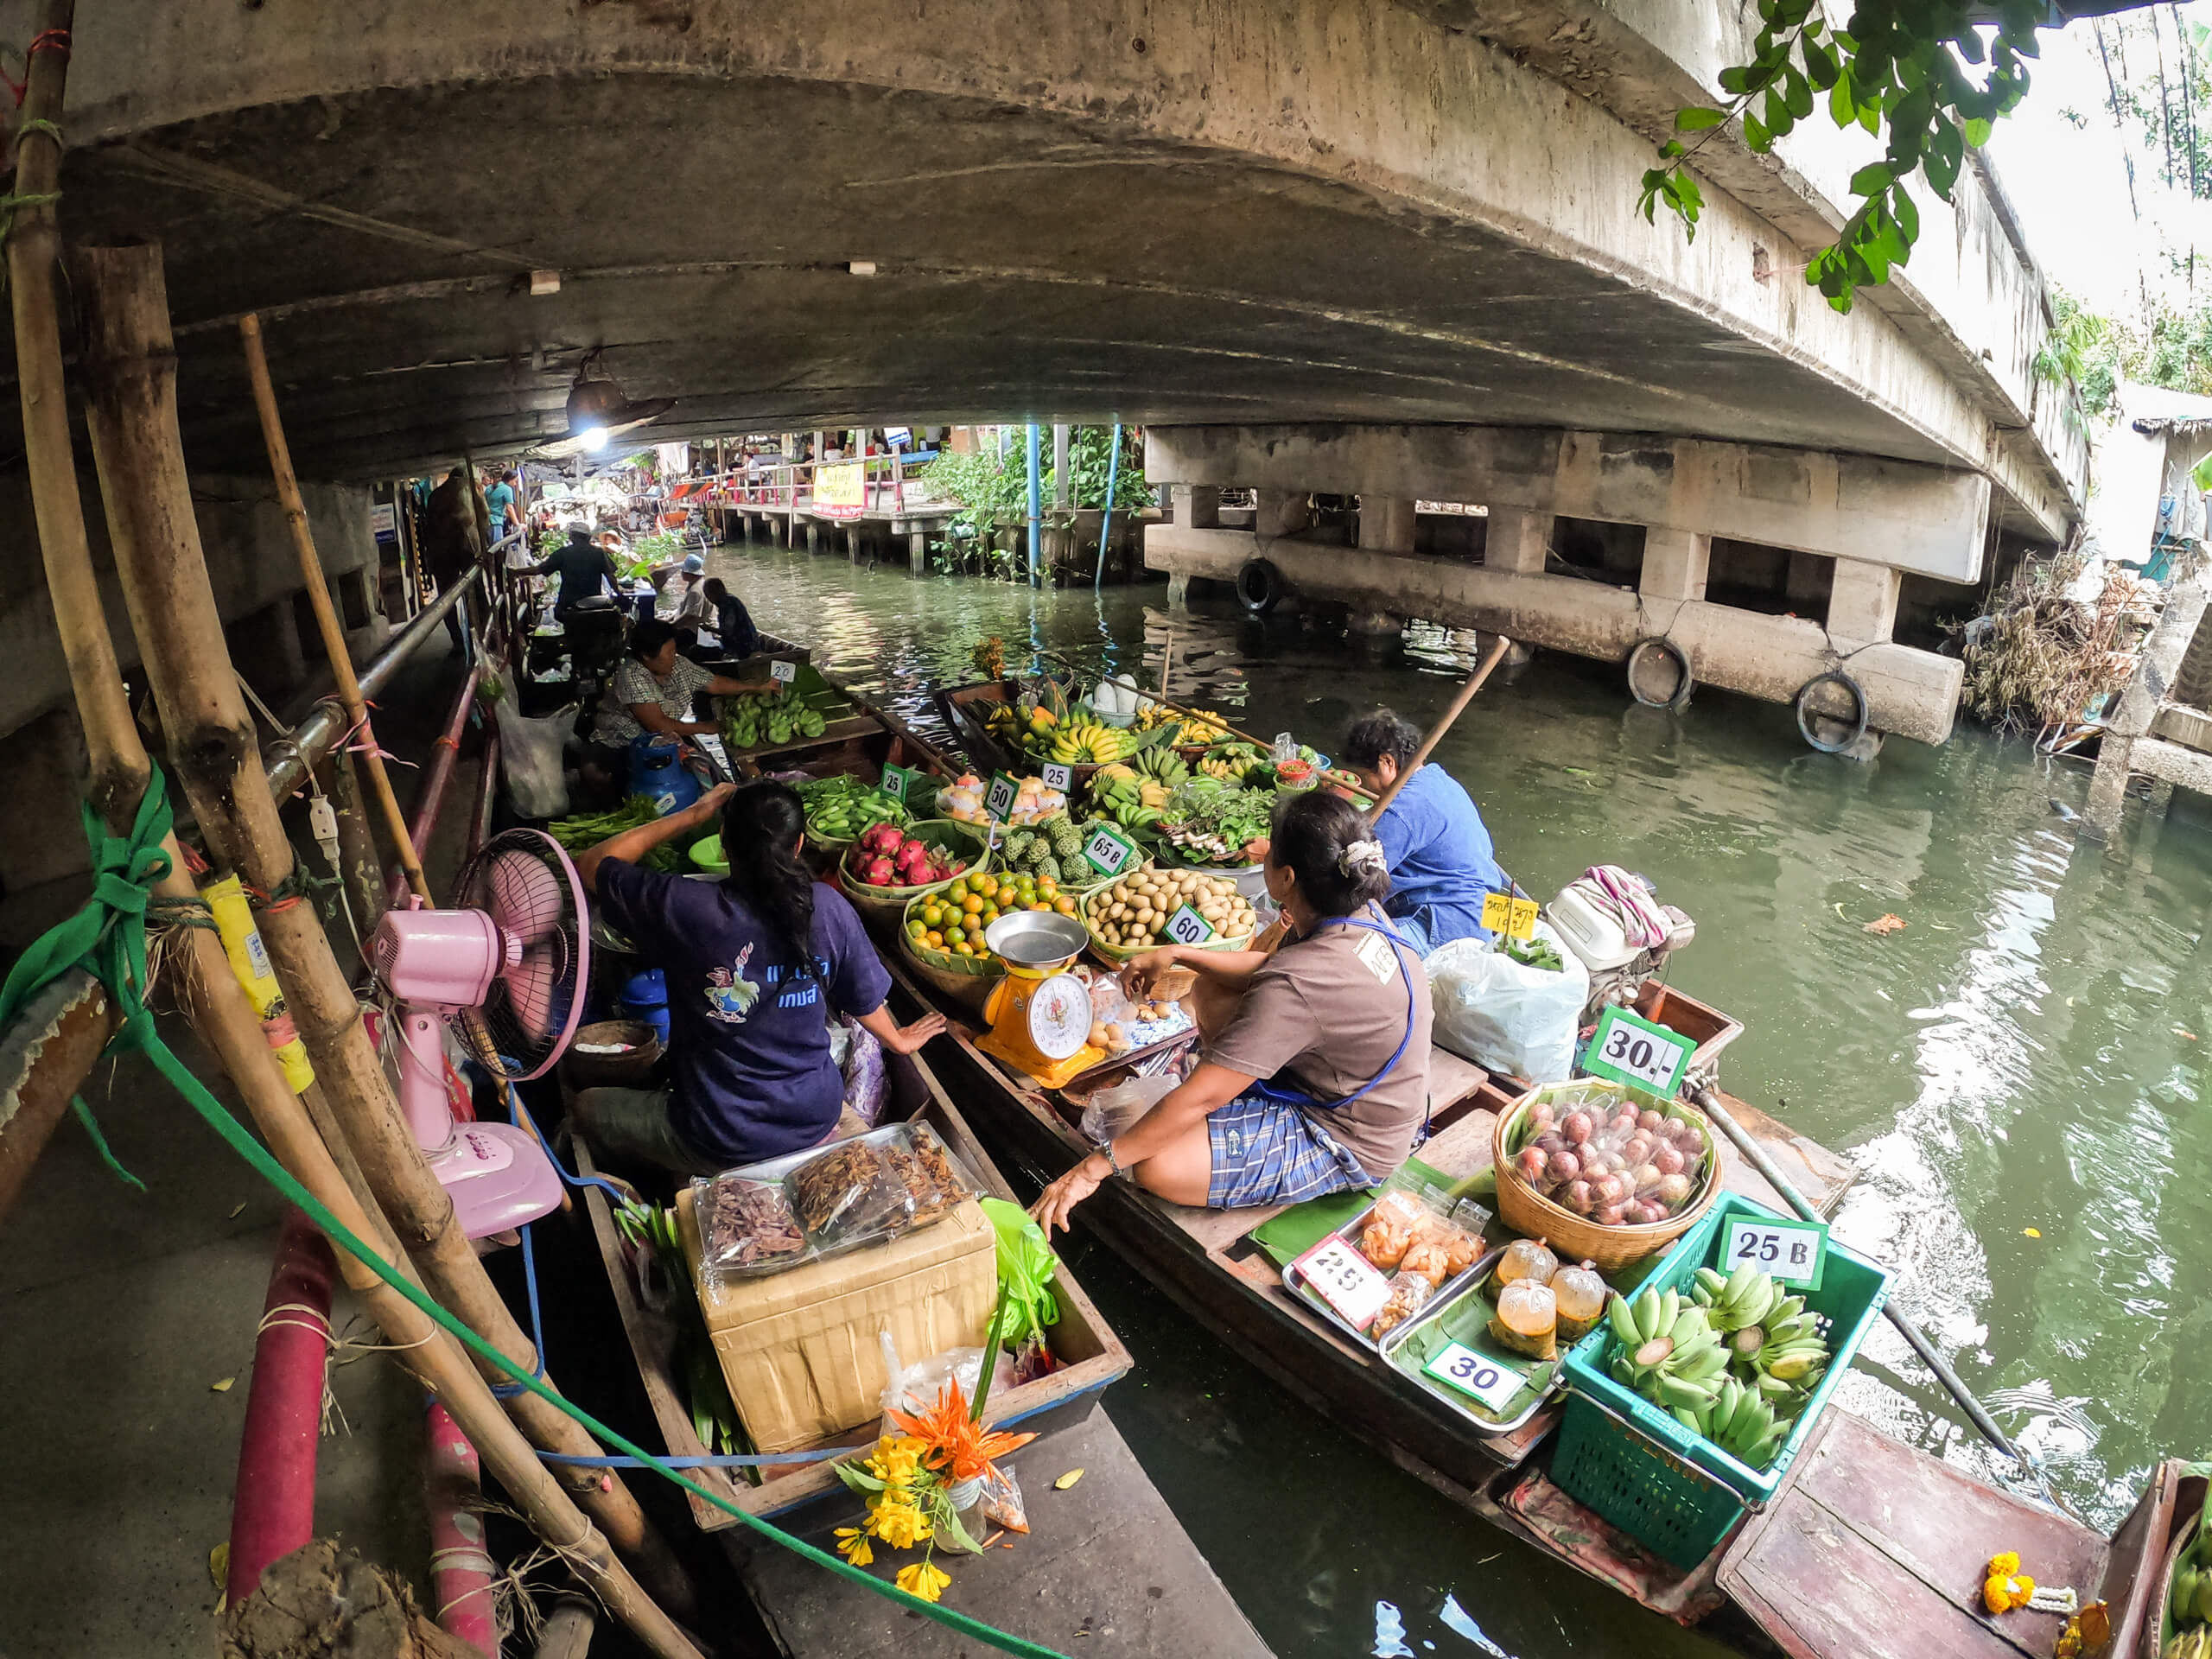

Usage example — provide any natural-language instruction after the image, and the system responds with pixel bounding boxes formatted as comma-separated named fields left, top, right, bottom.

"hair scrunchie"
left=1338, top=838, right=1387, bottom=878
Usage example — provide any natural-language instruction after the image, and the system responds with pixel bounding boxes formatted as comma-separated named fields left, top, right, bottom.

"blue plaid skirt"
left=1206, top=1088, right=1373, bottom=1210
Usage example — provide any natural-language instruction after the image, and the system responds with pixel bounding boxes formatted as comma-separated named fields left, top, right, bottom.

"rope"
left=3, top=772, right=1065, bottom=1654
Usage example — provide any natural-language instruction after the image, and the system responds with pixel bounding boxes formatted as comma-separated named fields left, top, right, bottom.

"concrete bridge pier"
left=1144, top=424, right=1982, bottom=747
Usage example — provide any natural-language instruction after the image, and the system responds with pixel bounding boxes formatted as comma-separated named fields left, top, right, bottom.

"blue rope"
left=539, top=1445, right=860, bottom=1469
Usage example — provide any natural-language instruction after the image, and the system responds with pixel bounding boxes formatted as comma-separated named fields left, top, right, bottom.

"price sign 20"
left=768, top=658, right=797, bottom=684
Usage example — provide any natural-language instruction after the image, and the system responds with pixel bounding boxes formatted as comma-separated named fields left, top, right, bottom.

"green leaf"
left=1962, top=116, right=1993, bottom=148
left=1719, top=66, right=1751, bottom=96
left=1848, top=162, right=1893, bottom=196
left=1829, top=66, right=1856, bottom=126
left=1764, top=90, right=1794, bottom=137
left=1742, top=111, right=1770, bottom=149
left=1803, top=38, right=1838, bottom=90
left=1891, top=186, right=1919, bottom=244
left=1784, top=66, right=1815, bottom=120
left=1674, top=106, right=1729, bottom=132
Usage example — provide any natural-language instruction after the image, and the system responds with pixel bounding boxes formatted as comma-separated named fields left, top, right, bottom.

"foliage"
left=1642, top=1, right=2044, bottom=313
left=919, top=428, right=1150, bottom=580
left=1957, top=550, right=2148, bottom=734
left=1049, top=426, right=1154, bottom=513
left=2087, top=10, right=2212, bottom=202
left=2033, top=289, right=2124, bottom=423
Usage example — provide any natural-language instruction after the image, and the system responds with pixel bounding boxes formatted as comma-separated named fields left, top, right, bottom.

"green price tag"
left=878, top=764, right=912, bottom=805
left=984, top=772, right=1020, bottom=821
left=1580, top=1005, right=1696, bottom=1098
left=1163, top=904, right=1213, bottom=946
left=1080, top=822, right=1138, bottom=879
left=1719, top=1214, right=1828, bottom=1292
left=1421, top=1342, right=1526, bottom=1413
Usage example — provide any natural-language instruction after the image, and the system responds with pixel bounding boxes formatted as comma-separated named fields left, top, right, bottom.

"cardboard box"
left=678, top=1187, right=997, bottom=1453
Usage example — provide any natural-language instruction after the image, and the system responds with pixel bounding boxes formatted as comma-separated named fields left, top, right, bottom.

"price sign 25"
left=1720, top=1215, right=1828, bottom=1291
left=1040, top=761, right=1073, bottom=791
left=878, top=764, right=912, bottom=804
left=1292, top=1235, right=1390, bottom=1332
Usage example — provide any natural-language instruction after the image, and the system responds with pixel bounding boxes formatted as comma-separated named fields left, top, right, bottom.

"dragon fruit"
left=865, top=856, right=897, bottom=886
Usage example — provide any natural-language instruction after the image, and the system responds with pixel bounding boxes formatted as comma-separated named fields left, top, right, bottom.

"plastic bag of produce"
left=785, top=1135, right=916, bottom=1244
left=837, top=1015, right=887, bottom=1126
left=980, top=1196, right=1062, bottom=1346
left=492, top=692, right=577, bottom=820
left=1426, top=920, right=1589, bottom=1084
left=693, top=1174, right=810, bottom=1288
left=878, top=1334, right=1014, bottom=1427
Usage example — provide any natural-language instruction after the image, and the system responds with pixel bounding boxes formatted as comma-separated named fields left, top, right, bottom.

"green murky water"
left=721, top=542, right=2212, bottom=1657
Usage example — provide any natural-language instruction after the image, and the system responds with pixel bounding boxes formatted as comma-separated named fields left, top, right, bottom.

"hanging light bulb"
left=562, top=348, right=674, bottom=453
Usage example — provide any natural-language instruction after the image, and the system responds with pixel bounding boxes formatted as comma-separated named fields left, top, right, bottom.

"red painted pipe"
left=225, top=1207, right=336, bottom=1607
left=425, top=1402, right=499, bottom=1656
left=386, top=664, right=481, bottom=906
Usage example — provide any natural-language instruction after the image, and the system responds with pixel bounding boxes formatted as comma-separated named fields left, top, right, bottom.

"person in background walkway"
left=527, top=525, right=620, bottom=618
left=701, top=576, right=758, bottom=661
left=1340, top=708, right=1507, bottom=956
left=419, top=468, right=482, bottom=652
left=484, top=468, right=516, bottom=549
left=569, top=780, right=945, bottom=1173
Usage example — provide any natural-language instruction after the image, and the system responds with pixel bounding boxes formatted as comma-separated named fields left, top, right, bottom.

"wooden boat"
left=764, top=663, right=2183, bottom=1657
left=571, top=1048, right=1268, bottom=1656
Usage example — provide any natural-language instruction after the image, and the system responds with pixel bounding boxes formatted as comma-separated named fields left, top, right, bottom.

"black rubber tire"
left=1625, top=636, right=1694, bottom=710
left=1236, top=557, right=1284, bottom=616
left=1795, top=670, right=1870, bottom=753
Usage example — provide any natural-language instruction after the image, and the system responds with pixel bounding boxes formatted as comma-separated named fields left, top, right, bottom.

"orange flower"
left=889, top=1382, right=1039, bottom=1484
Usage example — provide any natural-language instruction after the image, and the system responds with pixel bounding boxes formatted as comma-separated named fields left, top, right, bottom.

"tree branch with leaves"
left=1640, top=1, right=2045, bottom=312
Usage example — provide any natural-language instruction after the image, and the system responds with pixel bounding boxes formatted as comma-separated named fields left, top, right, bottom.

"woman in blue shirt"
left=1341, top=709, right=1508, bottom=957
left=569, top=780, right=944, bottom=1173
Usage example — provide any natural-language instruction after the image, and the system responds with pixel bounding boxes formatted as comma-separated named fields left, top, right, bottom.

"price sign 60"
left=1164, top=904, right=1214, bottom=947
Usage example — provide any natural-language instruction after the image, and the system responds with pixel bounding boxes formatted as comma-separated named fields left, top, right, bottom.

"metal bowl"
left=983, top=910, right=1089, bottom=970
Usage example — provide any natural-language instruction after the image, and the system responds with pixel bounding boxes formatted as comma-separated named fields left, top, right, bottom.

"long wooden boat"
left=572, top=1046, right=1269, bottom=1656
left=752, top=665, right=2193, bottom=1659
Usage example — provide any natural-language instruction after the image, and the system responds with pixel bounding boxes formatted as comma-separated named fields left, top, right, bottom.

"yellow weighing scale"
left=976, top=912, right=1105, bottom=1089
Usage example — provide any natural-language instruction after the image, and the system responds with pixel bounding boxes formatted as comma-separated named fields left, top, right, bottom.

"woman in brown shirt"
left=1033, top=790, right=1433, bottom=1230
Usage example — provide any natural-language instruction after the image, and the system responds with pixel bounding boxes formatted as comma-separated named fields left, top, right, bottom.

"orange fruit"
left=962, top=893, right=984, bottom=916
left=924, top=931, right=944, bottom=950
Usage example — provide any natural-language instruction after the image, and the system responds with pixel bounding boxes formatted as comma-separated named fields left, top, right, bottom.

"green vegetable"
left=1501, top=935, right=1565, bottom=972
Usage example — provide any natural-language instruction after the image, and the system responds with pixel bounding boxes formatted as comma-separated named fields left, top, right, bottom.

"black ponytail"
left=1269, top=788, right=1392, bottom=916
left=719, top=780, right=816, bottom=969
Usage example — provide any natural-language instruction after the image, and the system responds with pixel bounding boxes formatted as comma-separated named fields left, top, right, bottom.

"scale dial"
left=1026, top=973, right=1094, bottom=1061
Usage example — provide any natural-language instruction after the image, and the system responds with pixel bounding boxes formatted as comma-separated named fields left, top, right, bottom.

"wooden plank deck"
left=721, top=1408, right=1273, bottom=1658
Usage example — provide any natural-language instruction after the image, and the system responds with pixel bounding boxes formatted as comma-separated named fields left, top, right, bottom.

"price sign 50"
left=984, top=772, right=1020, bottom=821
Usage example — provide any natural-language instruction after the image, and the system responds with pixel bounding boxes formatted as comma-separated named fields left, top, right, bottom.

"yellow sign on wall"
left=814, top=460, right=867, bottom=518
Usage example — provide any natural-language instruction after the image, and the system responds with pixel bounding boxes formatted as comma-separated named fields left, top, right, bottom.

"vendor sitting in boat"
left=569, top=779, right=945, bottom=1174
left=1340, top=708, right=1507, bottom=955
left=581, top=618, right=779, bottom=794
left=1032, top=789, right=1433, bottom=1230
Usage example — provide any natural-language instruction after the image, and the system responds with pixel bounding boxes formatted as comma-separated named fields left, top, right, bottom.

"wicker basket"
left=897, top=888, right=1007, bottom=1014
left=1490, top=1081, right=1720, bottom=1273
left=559, top=1020, right=664, bottom=1091
left=1078, top=868, right=1259, bottom=963
left=834, top=823, right=993, bottom=935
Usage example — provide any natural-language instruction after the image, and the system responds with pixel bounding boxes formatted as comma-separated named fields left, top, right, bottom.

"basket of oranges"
left=898, top=869, right=1081, bottom=1013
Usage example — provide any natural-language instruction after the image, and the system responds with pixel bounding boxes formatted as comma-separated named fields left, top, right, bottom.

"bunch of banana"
left=2171, top=1509, right=2212, bottom=1635
left=1690, top=1264, right=1829, bottom=1392
left=1605, top=1290, right=1728, bottom=1408
left=1091, top=769, right=1167, bottom=829
left=2167, top=1629, right=2212, bottom=1659
left=1173, top=709, right=1230, bottom=746
left=1198, top=753, right=1242, bottom=782
left=1134, top=703, right=1178, bottom=732
left=1674, top=1376, right=1789, bottom=1469
left=1047, top=715, right=1135, bottom=765
left=1132, top=745, right=1190, bottom=787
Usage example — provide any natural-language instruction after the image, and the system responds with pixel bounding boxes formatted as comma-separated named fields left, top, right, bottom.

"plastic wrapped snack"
left=1359, top=1188, right=1428, bottom=1270
left=696, top=1175, right=807, bottom=1278
left=1369, top=1270, right=1436, bottom=1339
left=786, top=1136, right=914, bottom=1243
left=883, top=1123, right=975, bottom=1229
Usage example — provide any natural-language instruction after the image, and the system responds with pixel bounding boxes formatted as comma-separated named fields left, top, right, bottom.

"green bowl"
left=690, top=834, right=728, bottom=874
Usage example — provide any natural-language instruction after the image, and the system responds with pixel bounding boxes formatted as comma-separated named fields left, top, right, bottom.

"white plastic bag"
left=1078, top=1073, right=1179, bottom=1148
left=878, top=1335, right=1014, bottom=1426
left=1425, top=919, right=1590, bottom=1084
left=493, top=694, right=577, bottom=820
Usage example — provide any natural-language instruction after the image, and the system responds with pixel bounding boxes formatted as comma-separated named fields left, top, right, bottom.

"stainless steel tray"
left=1374, top=1267, right=1566, bottom=1435
left=1280, top=1199, right=1492, bottom=1353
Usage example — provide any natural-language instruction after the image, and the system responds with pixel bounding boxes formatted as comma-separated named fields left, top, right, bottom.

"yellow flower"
left=1983, top=1569, right=2036, bottom=1615
left=1987, top=1552, right=2021, bottom=1578
left=833, top=1527, right=874, bottom=1567
left=895, top=1560, right=951, bottom=1603
left=868, top=1495, right=935, bottom=1551
left=866, top=1435, right=928, bottom=1487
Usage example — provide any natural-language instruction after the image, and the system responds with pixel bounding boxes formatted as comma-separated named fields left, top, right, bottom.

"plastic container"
left=1552, top=1192, right=1893, bottom=1569
left=1546, top=880, right=1641, bottom=971
left=620, top=966, right=670, bottom=1046
left=628, top=734, right=702, bottom=817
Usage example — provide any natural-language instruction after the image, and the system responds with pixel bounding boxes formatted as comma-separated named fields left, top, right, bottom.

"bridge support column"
left=1827, top=558, right=1901, bottom=646
left=1173, top=486, right=1219, bottom=529
left=805, top=520, right=821, bottom=556
left=1358, top=495, right=1415, bottom=556
left=1641, top=530, right=1711, bottom=604
left=1486, top=509, right=1551, bottom=575
left=2087, top=576, right=2212, bottom=834
left=1255, top=489, right=1310, bottom=539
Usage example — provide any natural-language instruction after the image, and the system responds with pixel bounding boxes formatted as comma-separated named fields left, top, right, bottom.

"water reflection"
left=719, top=544, right=2212, bottom=1647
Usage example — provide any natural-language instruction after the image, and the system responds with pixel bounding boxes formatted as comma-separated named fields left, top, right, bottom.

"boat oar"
left=1367, top=634, right=1515, bottom=817
left=1685, top=1081, right=2082, bottom=1522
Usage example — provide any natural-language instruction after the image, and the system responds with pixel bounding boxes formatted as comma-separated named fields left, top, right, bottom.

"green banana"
left=1607, top=1294, right=1643, bottom=1349
left=1655, top=1370, right=1721, bottom=1411
left=1631, top=1289, right=1663, bottom=1345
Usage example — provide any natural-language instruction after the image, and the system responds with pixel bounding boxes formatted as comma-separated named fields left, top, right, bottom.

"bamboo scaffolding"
left=71, top=238, right=697, bottom=1637
left=238, top=312, right=432, bottom=905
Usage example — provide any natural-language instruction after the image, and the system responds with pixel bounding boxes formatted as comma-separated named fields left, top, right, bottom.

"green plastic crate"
left=1552, top=1193, right=1891, bottom=1569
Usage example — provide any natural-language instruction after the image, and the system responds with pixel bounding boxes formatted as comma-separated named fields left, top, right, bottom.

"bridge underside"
left=47, top=66, right=2043, bottom=539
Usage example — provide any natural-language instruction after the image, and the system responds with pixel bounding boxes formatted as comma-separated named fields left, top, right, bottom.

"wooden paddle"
left=1367, top=633, right=1515, bottom=816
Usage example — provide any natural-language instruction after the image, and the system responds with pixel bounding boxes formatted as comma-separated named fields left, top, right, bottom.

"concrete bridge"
left=0, top=0, right=2088, bottom=751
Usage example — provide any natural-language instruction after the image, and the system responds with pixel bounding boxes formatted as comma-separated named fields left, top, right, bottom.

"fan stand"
left=397, top=1005, right=565, bottom=1239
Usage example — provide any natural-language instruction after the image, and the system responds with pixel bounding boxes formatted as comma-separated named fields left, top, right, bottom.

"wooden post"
left=73, top=239, right=698, bottom=1628
left=238, top=314, right=432, bottom=905
left=1368, top=634, right=1515, bottom=817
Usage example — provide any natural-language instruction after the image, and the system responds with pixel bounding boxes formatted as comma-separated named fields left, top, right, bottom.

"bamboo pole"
left=238, top=312, right=433, bottom=904
left=1367, top=633, right=1514, bottom=817
left=315, top=747, right=389, bottom=933
left=73, top=239, right=697, bottom=1629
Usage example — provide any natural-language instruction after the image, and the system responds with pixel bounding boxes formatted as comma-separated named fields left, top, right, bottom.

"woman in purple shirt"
left=569, top=780, right=944, bottom=1173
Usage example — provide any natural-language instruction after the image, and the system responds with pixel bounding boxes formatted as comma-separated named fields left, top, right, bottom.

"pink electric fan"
left=367, top=829, right=590, bottom=1238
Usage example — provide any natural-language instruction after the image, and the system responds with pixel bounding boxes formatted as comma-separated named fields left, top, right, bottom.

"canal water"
left=721, top=542, right=2212, bottom=1657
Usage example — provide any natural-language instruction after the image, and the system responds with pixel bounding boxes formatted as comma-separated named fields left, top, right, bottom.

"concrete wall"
left=0, top=473, right=383, bottom=901
left=1147, top=424, right=1992, bottom=582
